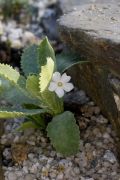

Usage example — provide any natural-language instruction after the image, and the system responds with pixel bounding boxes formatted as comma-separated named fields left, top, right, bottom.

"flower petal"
left=61, top=73, right=71, bottom=83
left=48, top=82, right=57, bottom=91
left=55, top=88, right=64, bottom=98
left=52, top=72, right=61, bottom=82
left=63, top=83, right=74, bottom=92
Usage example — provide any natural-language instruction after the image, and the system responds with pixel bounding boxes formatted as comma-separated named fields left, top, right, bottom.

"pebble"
left=23, top=166, right=29, bottom=174
left=56, top=173, right=64, bottom=179
left=24, top=174, right=36, bottom=180
left=26, top=140, right=35, bottom=146
left=18, top=178, right=25, bottom=180
left=0, top=0, right=59, bottom=49
left=103, top=150, right=117, bottom=163
left=96, top=115, right=108, bottom=124
left=7, top=172, right=17, bottom=180
left=3, top=148, right=12, bottom=160
left=103, top=132, right=110, bottom=139
left=11, top=40, right=22, bottom=49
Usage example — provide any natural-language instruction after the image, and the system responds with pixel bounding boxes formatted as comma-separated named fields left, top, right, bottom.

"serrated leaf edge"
left=0, top=63, right=20, bottom=83
left=0, top=74, right=37, bottom=104
left=39, top=57, right=54, bottom=93
left=0, top=108, right=46, bottom=118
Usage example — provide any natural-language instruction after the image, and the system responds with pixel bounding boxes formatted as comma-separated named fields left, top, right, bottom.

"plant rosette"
left=0, top=37, right=87, bottom=156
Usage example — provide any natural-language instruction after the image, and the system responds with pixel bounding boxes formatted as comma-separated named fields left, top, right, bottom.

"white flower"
left=48, top=72, right=74, bottom=98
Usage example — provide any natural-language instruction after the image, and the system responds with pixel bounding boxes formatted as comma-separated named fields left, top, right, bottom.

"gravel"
left=1, top=89, right=120, bottom=180
left=0, top=0, right=60, bottom=48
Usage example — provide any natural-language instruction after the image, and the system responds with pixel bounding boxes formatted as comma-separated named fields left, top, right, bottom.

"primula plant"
left=0, top=37, right=85, bottom=156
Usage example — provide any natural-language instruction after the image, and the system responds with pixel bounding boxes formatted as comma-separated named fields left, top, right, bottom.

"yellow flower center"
left=57, top=82, right=63, bottom=87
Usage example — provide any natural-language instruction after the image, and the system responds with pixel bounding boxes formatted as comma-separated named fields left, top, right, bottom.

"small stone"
left=24, top=129, right=35, bottom=136
left=15, top=171, right=24, bottom=177
left=50, top=172, right=57, bottom=178
left=13, top=136, right=20, bottom=143
left=96, top=115, right=108, bottom=124
left=11, top=143, right=28, bottom=164
left=50, top=151, right=56, bottom=157
left=3, top=148, right=12, bottom=160
left=8, top=28, right=22, bottom=40
left=75, top=152, right=87, bottom=168
left=24, top=174, right=36, bottom=180
left=78, top=117, right=89, bottom=130
left=11, top=40, right=22, bottom=49
left=23, top=31, right=37, bottom=45
left=27, top=140, right=35, bottom=146
left=7, top=172, right=17, bottom=180
left=29, top=163, right=39, bottom=174
left=104, top=150, right=117, bottom=163
left=74, top=167, right=80, bottom=174
left=28, top=153, right=35, bottom=160
left=1, top=136, right=8, bottom=145
left=18, top=178, right=25, bottom=180
left=103, top=132, right=110, bottom=139
left=93, top=128, right=100, bottom=135
left=1, top=35, right=7, bottom=42
left=5, top=125, right=11, bottom=132
left=81, top=105, right=95, bottom=117
left=23, top=166, right=29, bottom=174
left=56, top=173, right=64, bottom=179
left=41, top=167, right=49, bottom=177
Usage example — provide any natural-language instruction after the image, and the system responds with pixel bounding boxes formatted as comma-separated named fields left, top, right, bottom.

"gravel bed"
left=0, top=0, right=60, bottom=49
left=1, top=89, right=120, bottom=180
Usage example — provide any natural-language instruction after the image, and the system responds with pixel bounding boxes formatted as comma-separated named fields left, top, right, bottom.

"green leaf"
left=47, top=111, right=80, bottom=156
left=17, top=121, right=39, bottom=131
left=17, top=75, right=26, bottom=88
left=28, top=114, right=46, bottom=129
left=0, top=107, right=46, bottom=119
left=56, top=51, right=87, bottom=73
left=21, top=44, right=39, bottom=76
left=41, top=90, right=64, bottom=115
left=38, top=37, right=56, bottom=68
left=26, top=75, right=41, bottom=99
left=39, top=57, right=54, bottom=92
left=39, top=57, right=63, bottom=115
left=0, top=63, right=20, bottom=83
left=0, top=74, right=39, bottom=106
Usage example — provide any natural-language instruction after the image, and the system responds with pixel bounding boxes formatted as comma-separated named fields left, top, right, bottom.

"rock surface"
left=58, top=4, right=120, bottom=113
left=59, top=0, right=120, bottom=13
left=59, top=4, right=120, bottom=43
left=59, top=3, right=120, bottom=77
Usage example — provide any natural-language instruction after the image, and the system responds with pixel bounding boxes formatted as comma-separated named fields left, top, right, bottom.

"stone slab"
left=59, top=0, right=120, bottom=13
left=58, top=3, right=120, bottom=77
left=58, top=2, right=120, bottom=152
left=59, top=3, right=120, bottom=43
